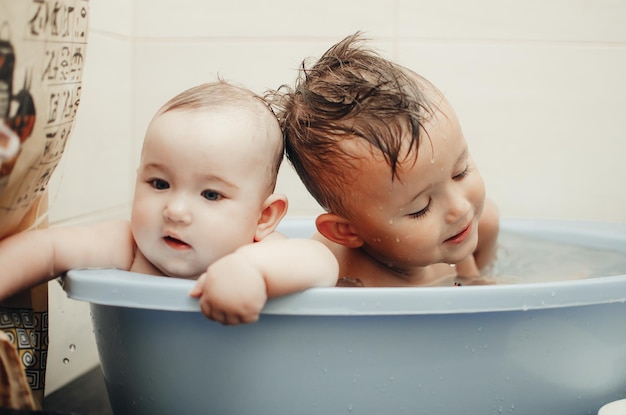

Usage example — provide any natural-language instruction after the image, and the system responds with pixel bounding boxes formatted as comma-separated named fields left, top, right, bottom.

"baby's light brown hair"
left=159, top=80, right=284, bottom=191
left=273, top=33, right=436, bottom=216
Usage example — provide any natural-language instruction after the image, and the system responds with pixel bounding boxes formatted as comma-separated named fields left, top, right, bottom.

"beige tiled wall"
left=44, top=0, right=626, bottom=394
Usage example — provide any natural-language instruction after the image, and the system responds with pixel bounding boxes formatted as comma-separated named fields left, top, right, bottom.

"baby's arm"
left=0, top=220, right=135, bottom=300
left=189, top=233, right=339, bottom=325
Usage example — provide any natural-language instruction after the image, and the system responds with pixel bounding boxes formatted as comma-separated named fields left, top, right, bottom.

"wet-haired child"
left=0, top=81, right=338, bottom=324
left=274, top=33, right=499, bottom=287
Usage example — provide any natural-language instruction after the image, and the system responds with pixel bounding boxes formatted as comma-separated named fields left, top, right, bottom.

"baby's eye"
left=201, top=190, right=222, bottom=201
left=149, top=178, right=169, bottom=190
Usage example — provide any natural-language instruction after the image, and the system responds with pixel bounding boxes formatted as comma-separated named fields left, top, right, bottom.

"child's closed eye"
left=408, top=198, right=431, bottom=219
left=453, top=164, right=471, bottom=180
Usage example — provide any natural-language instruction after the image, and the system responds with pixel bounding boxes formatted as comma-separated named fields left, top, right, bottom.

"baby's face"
left=343, top=96, right=486, bottom=272
left=130, top=108, right=275, bottom=279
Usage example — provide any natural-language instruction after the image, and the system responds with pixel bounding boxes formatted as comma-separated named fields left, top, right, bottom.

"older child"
left=275, top=33, right=499, bottom=287
left=0, top=81, right=338, bottom=324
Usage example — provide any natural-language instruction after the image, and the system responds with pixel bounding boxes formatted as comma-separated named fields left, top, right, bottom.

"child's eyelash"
left=409, top=199, right=431, bottom=219
left=454, top=164, right=471, bottom=179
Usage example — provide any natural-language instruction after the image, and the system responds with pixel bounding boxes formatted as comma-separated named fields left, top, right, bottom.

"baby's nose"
left=164, top=197, right=192, bottom=224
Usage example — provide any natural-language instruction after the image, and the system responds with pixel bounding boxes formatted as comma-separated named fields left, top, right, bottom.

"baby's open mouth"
left=163, top=235, right=191, bottom=250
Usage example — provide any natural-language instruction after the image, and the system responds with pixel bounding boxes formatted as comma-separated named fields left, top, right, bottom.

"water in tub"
left=489, top=231, right=626, bottom=283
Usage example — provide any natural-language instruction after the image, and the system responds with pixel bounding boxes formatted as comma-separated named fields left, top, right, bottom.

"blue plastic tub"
left=63, top=218, right=626, bottom=415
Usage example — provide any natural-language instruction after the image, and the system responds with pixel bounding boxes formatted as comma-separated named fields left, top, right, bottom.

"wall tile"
left=397, top=0, right=626, bottom=43
left=134, top=0, right=394, bottom=39
left=48, top=34, right=134, bottom=223
left=45, top=282, right=100, bottom=394
left=88, top=0, right=133, bottom=37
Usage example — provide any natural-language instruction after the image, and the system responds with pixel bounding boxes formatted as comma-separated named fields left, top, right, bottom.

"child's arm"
left=474, top=198, right=500, bottom=270
left=454, top=197, right=500, bottom=283
left=189, top=234, right=339, bottom=325
left=0, top=220, right=135, bottom=300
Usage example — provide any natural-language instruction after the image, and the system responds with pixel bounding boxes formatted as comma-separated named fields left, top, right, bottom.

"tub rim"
left=62, top=217, right=626, bottom=316
left=63, top=268, right=626, bottom=315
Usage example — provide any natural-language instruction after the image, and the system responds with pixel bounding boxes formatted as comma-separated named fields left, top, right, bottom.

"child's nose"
left=445, top=193, right=471, bottom=224
left=163, top=196, right=192, bottom=224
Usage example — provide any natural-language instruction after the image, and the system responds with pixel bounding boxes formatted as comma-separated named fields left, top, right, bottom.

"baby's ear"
left=254, top=194, right=288, bottom=241
left=315, top=213, right=363, bottom=248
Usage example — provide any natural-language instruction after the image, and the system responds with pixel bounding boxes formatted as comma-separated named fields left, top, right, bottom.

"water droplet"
left=62, top=358, right=70, bottom=364
left=348, top=403, right=353, bottom=412
left=69, top=344, right=76, bottom=352
left=430, top=158, right=435, bottom=164
left=388, top=218, right=394, bottom=225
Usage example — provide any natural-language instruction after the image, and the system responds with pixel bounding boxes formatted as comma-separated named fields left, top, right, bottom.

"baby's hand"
left=189, top=252, right=268, bottom=325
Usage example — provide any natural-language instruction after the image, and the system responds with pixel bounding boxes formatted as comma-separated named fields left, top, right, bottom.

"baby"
left=275, top=33, right=499, bottom=287
left=0, top=81, right=338, bottom=324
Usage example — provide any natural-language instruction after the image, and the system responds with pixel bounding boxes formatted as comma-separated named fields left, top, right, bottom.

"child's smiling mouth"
left=445, top=223, right=472, bottom=245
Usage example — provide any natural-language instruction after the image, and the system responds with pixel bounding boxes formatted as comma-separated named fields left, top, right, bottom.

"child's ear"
left=254, top=194, right=288, bottom=241
left=315, top=213, right=364, bottom=248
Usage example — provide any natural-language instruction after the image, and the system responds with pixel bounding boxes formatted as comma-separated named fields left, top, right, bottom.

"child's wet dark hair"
left=272, top=32, right=437, bottom=216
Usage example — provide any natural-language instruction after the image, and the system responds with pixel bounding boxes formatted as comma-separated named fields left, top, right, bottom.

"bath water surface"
left=491, top=230, right=626, bottom=283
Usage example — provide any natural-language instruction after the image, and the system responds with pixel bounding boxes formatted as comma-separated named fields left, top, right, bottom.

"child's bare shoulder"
left=480, top=198, right=500, bottom=234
